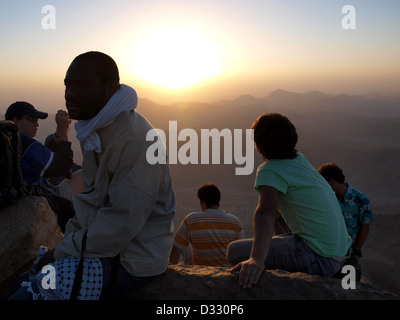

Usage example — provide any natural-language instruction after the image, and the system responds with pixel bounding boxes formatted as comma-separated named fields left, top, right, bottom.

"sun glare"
left=130, top=28, right=221, bottom=89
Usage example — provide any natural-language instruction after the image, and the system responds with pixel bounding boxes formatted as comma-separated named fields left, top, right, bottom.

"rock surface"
left=1, top=197, right=398, bottom=300
left=122, top=264, right=399, bottom=300
left=0, top=196, right=63, bottom=295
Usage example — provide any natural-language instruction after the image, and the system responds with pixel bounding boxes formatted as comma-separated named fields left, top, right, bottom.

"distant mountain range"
left=4, top=89, right=399, bottom=212
left=219, top=89, right=400, bottom=117
left=135, top=89, right=400, bottom=131
left=133, top=90, right=400, bottom=205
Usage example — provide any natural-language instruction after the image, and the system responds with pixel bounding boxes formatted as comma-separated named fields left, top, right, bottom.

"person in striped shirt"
left=170, top=184, right=244, bottom=267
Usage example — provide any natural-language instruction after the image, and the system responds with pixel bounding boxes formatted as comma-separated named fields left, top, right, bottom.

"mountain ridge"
left=3, top=88, right=398, bottom=209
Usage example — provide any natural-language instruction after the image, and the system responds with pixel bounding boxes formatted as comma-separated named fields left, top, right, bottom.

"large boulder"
left=122, top=264, right=399, bottom=300
left=0, top=196, right=63, bottom=295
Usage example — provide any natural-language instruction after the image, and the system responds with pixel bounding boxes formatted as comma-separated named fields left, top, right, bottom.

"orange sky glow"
left=0, top=0, right=399, bottom=113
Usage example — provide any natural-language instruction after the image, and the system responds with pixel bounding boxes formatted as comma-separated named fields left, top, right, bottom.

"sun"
left=130, top=28, right=221, bottom=89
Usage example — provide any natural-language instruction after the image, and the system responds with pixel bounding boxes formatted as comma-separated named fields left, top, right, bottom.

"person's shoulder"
left=256, top=160, right=271, bottom=173
left=20, top=132, right=46, bottom=153
left=225, top=213, right=243, bottom=226
left=226, top=210, right=243, bottom=220
left=256, top=158, right=285, bottom=175
left=348, top=184, right=369, bottom=201
left=207, top=209, right=242, bottom=222
left=112, top=109, right=136, bottom=128
left=125, top=109, right=152, bottom=127
left=186, top=211, right=205, bottom=218
left=104, top=110, right=149, bottom=136
left=20, top=131, right=36, bottom=145
left=182, top=211, right=206, bottom=223
left=257, top=154, right=299, bottom=171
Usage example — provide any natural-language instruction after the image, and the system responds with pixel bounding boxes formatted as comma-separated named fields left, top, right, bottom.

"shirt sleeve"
left=359, top=196, right=374, bottom=225
left=236, top=226, right=245, bottom=240
left=44, top=140, right=73, bottom=178
left=174, top=218, right=190, bottom=248
left=255, top=163, right=289, bottom=194
left=23, top=141, right=54, bottom=179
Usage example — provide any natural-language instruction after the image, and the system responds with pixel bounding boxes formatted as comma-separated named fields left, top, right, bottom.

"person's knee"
left=226, top=242, right=233, bottom=264
left=226, top=241, right=242, bottom=265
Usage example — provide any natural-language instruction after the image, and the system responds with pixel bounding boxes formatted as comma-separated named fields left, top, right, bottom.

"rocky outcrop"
left=0, top=196, right=63, bottom=295
left=1, top=197, right=398, bottom=300
left=122, top=264, right=399, bottom=300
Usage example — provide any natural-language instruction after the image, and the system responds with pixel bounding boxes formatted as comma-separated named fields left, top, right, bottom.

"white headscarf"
left=75, top=84, right=138, bottom=153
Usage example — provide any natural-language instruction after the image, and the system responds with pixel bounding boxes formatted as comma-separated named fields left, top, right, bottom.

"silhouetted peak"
left=233, top=94, right=259, bottom=105
left=269, top=89, right=297, bottom=96
left=305, top=90, right=329, bottom=99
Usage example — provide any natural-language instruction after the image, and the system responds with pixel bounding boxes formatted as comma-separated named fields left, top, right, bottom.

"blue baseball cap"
left=5, top=101, right=48, bottom=121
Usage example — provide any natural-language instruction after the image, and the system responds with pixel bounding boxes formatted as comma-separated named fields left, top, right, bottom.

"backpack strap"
left=1, top=130, right=14, bottom=191
left=0, top=124, right=20, bottom=206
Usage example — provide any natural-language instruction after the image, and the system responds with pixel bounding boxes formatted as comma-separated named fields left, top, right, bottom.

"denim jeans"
left=227, top=234, right=346, bottom=276
left=99, top=258, right=154, bottom=299
left=4, top=273, right=31, bottom=300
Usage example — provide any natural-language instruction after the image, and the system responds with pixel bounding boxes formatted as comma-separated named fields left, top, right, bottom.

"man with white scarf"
left=33, top=51, right=176, bottom=299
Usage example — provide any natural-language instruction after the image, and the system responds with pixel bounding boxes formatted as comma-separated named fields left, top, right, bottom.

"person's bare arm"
left=169, top=245, right=182, bottom=264
left=53, top=110, right=71, bottom=142
left=353, top=223, right=370, bottom=252
left=230, top=185, right=278, bottom=288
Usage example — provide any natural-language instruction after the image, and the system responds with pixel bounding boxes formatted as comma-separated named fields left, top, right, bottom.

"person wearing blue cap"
left=5, top=101, right=75, bottom=198
left=4, top=102, right=77, bottom=231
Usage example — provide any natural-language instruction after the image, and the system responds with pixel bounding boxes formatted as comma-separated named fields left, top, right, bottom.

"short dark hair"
left=251, top=113, right=298, bottom=160
left=72, top=51, right=120, bottom=84
left=197, top=183, right=221, bottom=207
left=318, top=163, right=345, bottom=184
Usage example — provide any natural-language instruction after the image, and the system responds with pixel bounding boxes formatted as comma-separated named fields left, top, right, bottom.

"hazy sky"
left=1, top=0, right=399, bottom=113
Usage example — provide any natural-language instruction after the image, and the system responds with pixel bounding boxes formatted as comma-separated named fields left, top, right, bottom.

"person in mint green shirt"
left=227, top=113, right=352, bottom=289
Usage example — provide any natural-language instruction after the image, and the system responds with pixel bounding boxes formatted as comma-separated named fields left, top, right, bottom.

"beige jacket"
left=54, top=110, right=176, bottom=277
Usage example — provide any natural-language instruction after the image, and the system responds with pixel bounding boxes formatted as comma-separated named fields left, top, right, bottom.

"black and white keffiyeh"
left=22, top=246, right=103, bottom=300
